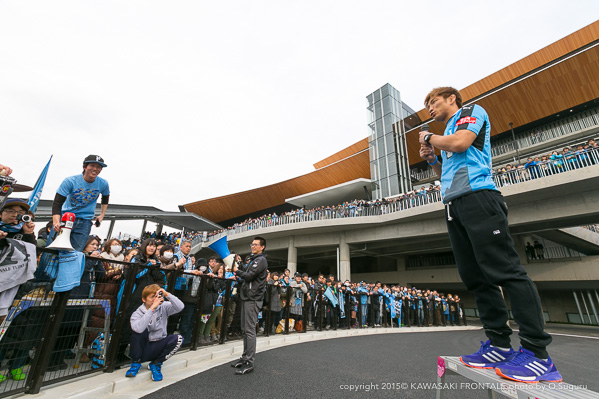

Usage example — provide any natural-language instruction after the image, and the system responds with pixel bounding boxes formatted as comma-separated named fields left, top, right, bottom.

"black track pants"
left=445, top=190, right=551, bottom=358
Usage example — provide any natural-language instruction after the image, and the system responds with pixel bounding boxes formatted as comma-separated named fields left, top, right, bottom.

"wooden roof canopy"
left=184, top=21, right=599, bottom=224
left=184, top=145, right=370, bottom=224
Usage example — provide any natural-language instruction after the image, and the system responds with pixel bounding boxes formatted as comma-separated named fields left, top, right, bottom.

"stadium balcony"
left=198, top=146, right=599, bottom=248
left=410, top=105, right=599, bottom=184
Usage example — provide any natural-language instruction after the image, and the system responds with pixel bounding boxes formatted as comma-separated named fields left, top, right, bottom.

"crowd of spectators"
left=206, top=139, right=599, bottom=240
left=207, top=184, right=442, bottom=239
left=1, top=219, right=467, bottom=380
left=492, top=139, right=597, bottom=186
left=260, top=270, right=464, bottom=333
left=0, top=136, right=597, bottom=384
left=138, top=230, right=203, bottom=247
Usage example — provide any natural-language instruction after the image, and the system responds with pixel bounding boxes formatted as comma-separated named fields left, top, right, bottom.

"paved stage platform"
left=11, top=323, right=599, bottom=399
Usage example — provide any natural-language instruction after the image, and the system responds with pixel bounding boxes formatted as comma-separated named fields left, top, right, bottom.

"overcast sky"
left=1, top=1, right=598, bottom=237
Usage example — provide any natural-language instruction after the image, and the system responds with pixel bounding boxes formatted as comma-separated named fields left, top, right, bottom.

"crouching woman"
left=125, top=284, right=184, bottom=381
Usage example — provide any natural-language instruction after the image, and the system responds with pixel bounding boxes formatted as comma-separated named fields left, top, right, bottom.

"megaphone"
left=47, top=212, right=76, bottom=251
left=207, top=236, right=236, bottom=269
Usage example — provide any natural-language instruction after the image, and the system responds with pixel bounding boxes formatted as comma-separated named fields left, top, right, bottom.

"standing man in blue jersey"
left=419, top=87, right=561, bottom=384
left=51, top=155, right=110, bottom=251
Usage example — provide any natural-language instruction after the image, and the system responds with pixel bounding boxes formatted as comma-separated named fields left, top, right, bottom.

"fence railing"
left=206, top=148, right=599, bottom=243
left=411, top=168, right=437, bottom=181
left=527, top=245, right=584, bottom=261
left=492, top=147, right=599, bottom=188
left=410, top=107, right=599, bottom=181
left=490, top=109, right=599, bottom=158
left=1, top=256, right=467, bottom=397
left=204, top=190, right=443, bottom=243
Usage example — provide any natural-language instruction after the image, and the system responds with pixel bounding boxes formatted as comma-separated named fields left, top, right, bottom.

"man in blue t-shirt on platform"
left=50, top=155, right=110, bottom=251
left=418, top=87, right=561, bottom=384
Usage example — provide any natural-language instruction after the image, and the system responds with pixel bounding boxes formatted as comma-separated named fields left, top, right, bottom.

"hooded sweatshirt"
left=130, top=293, right=184, bottom=341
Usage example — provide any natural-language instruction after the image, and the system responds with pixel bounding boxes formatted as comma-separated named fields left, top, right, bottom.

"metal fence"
left=203, top=190, right=443, bottom=243
left=204, top=147, right=599, bottom=244
left=409, top=107, right=599, bottom=180
left=490, top=108, right=599, bottom=158
left=1, top=262, right=468, bottom=397
left=492, top=147, right=599, bottom=188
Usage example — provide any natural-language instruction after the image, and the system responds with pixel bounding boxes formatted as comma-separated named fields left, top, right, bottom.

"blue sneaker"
left=495, top=347, right=562, bottom=383
left=125, top=362, right=142, bottom=377
left=460, top=340, right=517, bottom=369
left=148, top=362, right=163, bottom=381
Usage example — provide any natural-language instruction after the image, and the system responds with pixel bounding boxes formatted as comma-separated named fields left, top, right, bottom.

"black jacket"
left=236, top=252, right=268, bottom=301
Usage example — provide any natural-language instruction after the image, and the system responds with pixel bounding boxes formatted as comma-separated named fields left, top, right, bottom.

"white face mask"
left=163, top=252, right=174, bottom=260
left=110, top=245, right=122, bottom=254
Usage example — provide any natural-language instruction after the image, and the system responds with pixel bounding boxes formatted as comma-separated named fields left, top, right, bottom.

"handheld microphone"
left=421, top=124, right=429, bottom=132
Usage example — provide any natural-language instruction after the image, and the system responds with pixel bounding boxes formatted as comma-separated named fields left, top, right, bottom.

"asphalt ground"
left=143, top=326, right=599, bottom=399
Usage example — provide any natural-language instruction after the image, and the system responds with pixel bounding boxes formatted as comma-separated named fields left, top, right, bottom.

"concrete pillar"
left=287, top=236, right=297, bottom=275
left=106, top=220, right=115, bottom=240
left=156, top=223, right=164, bottom=236
left=339, top=233, right=351, bottom=282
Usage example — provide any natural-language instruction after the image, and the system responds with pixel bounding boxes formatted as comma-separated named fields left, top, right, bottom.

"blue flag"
left=324, top=287, right=338, bottom=307
left=28, top=156, right=52, bottom=213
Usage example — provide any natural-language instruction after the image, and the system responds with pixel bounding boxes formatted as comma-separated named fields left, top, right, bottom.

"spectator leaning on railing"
left=50, top=155, right=110, bottom=252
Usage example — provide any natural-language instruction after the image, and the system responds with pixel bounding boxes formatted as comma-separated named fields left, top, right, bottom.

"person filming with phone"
left=125, top=285, right=184, bottom=381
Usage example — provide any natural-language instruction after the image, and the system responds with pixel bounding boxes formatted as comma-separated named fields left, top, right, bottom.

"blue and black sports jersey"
left=440, top=104, right=497, bottom=203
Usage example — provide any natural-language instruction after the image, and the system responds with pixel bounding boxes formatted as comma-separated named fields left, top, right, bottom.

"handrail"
left=410, top=106, right=599, bottom=180
left=206, top=147, right=599, bottom=243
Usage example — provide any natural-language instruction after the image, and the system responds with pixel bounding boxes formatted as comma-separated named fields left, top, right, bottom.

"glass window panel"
left=378, top=156, right=388, bottom=177
left=375, top=102, right=382, bottom=120
left=375, top=119, right=383, bottom=136
left=387, top=158, right=398, bottom=175
left=386, top=120, right=396, bottom=135
left=366, top=94, right=374, bottom=108
left=370, top=162, right=378, bottom=181
left=381, top=84, right=389, bottom=98
left=383, top=113, right=394, bottom=128
left=385, top=133, right=395, bottom=155
left=377, top=137, right=385, bottom=154
left=389, top=175, right=399, bottom=195
left=382, top=97, right=392, bottom=116
left=381, top=178, right=389, bottom=198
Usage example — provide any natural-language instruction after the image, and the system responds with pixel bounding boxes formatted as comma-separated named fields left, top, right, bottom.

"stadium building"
left=184, top=21, right=599, bottom=325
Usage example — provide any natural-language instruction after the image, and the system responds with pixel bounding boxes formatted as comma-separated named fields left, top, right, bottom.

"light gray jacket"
left=130, top=293, right=184, bottom=341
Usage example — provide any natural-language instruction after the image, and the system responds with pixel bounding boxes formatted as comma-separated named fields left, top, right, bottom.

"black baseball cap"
left=84, top=155, right=107, bottom=167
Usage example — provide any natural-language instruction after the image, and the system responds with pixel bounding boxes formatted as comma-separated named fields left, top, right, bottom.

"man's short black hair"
left=253, top=236, right=266, bottom=248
